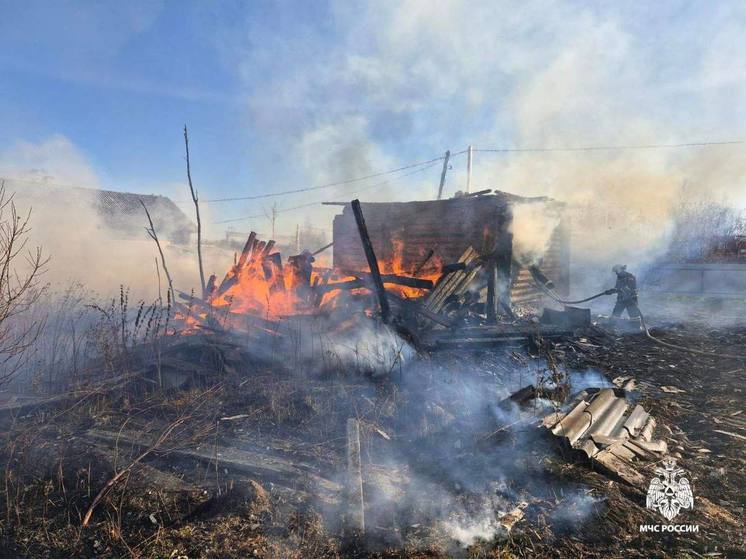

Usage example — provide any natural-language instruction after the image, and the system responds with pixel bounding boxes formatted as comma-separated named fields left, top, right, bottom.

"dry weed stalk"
left=140, top=199, right=175, bottom=305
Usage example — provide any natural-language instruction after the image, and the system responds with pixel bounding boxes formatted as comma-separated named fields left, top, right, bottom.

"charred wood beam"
left=463, top=188, right=493, bottom=197
left=214, top=276, right=238, bottom=299
left=413, top=249, right=435, bottom=276
left=317, top=278, right=365, bottom=293
left=260, top=240, right=276, bottom=259
left=388, top=293, right=454, bottom=328
left=177, top=290, right=214, bottom=313
left=313, top=269, right=333, bottom=307
left=339, top=270, right=434, bottom=289
left=264, top=252, right=282, bottom=270
left=495, top=233, right=514, bottom=313
left=205, top=274, right=217, bottom=298
left=345, top=418, right=365, bottom=537
left=236, top=231, right=257, bottom=270
left=253, top=240, right=267, bottom=260
left=351, top=199, right=390, bottom=323
left=216, top=232, right=256, bottom=297
left=440, top=262, right=467, bottom=275
left=312, top=241, right=334, bottom=256
left=486, top=258, right=499, bottom=324
left=528, top=265, right=555, bottom=290
left=318, top=273, right=434, bottom=296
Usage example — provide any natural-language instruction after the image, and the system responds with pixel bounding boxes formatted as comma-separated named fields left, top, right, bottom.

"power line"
left=474, top=140, right=746, bottom=153
left=212, top=160, right=441, bottom=225
left=213, top=201, right=320, bottom=224
left=4, top=138, right=743, bottom=213
left=200, top=154, right=452, bottom=204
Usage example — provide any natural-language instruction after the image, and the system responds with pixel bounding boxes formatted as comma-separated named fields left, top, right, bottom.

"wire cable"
left=474, top=140, right=746, bottom=154
left=212, top=160, right=441, bottom=225
left=200, top=154, right=451, bottom=204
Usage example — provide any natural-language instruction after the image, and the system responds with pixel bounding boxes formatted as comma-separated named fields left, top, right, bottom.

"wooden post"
left=351, top=199, right=390, bottom=323
left=496, top=232, right=513, bottom=313
left=346, top=418, right=365, bottom=536
left=436, top=150, right=451, bottom=200
left=270, top=204, right=278, bottom=239
left=486, top=258, right=498, bottom=324
left=466, top=144, right=473, bottom=194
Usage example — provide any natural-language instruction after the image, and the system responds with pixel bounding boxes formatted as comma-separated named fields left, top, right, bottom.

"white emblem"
left=646, top=457, right=694, bottom=521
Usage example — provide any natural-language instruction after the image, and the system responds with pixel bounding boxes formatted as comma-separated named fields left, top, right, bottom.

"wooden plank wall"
left=332, top=196, right=511, bottom=272
left=510, top=223, right=571, bottom=306
left=332, top=194, right=570, bottom=312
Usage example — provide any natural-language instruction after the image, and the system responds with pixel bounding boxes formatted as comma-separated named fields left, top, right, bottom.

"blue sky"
left=1, top=1, right=745, bottom=237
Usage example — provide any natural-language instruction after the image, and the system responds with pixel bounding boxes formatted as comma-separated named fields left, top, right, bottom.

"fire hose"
left=532, top=279, right=746, bottom=360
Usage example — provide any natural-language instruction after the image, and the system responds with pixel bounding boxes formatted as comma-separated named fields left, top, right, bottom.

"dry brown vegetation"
left=0, top=319, right=743, bottom=558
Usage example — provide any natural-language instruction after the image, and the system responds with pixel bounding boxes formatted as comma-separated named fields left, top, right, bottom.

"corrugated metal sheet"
left=544, top=388, right=667, bottom=487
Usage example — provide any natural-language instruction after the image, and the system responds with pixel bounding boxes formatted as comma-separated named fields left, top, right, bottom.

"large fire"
left=176, top=233, right=442, bottom=330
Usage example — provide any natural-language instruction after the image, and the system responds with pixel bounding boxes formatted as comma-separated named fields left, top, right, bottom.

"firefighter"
left=606, top=264, right=641, bottom=319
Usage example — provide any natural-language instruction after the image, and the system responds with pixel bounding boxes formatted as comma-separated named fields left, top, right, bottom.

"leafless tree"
left=183, top=125, right=206, bottom=297
left=0, top=181, right=48, bottom=386
left=667, top=181, right=745, bottom=261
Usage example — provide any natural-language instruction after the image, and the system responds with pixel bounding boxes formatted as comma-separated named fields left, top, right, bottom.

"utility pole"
left=466, top=144, right=473, bottom=194
left=295, top=224, right=300, bottom=252
left=436, top=150, right=451, bottom=200
left=271, top=203, right=278, bottom=239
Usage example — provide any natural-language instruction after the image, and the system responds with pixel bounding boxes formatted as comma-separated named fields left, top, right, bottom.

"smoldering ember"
left=1, top=5, right=746, bottom=559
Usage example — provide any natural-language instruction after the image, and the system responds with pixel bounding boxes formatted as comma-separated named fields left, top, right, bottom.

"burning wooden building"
left=176, top=190, right=572, bottom=349
left=331, top=191, right=570, bottom=314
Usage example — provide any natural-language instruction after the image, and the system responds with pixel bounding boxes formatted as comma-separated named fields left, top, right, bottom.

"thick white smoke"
left=0, top=136, right=232, bottom=300
left=227, top=1, right=746, bottom=270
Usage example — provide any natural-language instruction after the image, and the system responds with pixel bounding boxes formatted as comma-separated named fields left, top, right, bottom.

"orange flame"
left=174, top=235, right=444, bottom=331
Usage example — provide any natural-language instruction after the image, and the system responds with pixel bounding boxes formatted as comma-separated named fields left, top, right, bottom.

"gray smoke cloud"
left=0, top=135, right=233, bottom=299
left=221, top=1, right=746, bottom=280
left=312, top=346, right=612, bottom=550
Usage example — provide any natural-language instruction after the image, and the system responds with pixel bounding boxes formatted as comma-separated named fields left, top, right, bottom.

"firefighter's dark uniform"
left=611, top=270, right=640, bottom=318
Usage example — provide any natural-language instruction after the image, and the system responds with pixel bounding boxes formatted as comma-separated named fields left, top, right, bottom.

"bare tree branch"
left=183, top=125, right=206, bottom=298
left=81, top=414, right=191, bottom=527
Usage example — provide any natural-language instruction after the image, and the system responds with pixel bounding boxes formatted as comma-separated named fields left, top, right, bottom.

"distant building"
left=6, top=181, right=196, bottom=244
left=93, top=189, right=196, bottom=244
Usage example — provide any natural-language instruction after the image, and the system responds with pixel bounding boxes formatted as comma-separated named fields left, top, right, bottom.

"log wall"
left=510, top=223, right=571, bottom=306
left=333, top=196, right=512, bottom=273
left=333, top=193, right=570, bottom=306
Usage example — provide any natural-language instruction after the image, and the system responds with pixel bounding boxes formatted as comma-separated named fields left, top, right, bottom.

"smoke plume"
left=0, top=136, right=231, bottom=299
